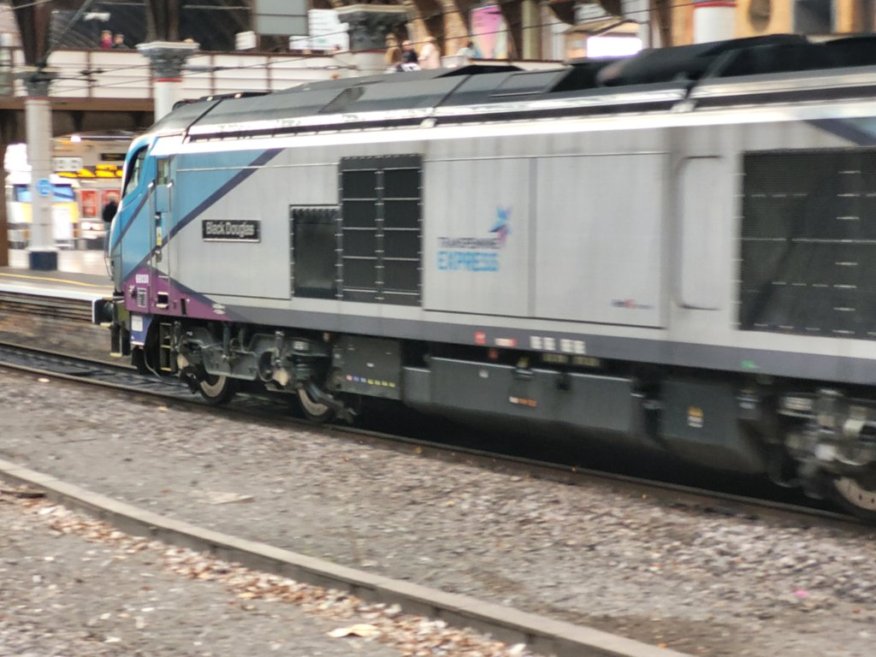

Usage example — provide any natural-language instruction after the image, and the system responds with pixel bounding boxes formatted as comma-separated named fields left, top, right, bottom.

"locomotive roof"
left=156, top=33, right=876, bottom=140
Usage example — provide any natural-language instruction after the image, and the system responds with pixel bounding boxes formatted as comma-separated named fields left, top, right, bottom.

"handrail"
left=0, top=46, right=340, bottom=100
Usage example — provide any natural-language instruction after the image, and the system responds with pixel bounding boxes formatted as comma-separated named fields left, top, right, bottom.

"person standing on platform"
left=100, top=30, right=112, bottom=49
left=457, top=40, right=479, bottom=63
left=102, top=196, right=118, bottom=224
left=399, top=40, right=420, bottom=71
left=112, top=33, right=129, bottom=49
left=419, top=36, right=441, bottom=69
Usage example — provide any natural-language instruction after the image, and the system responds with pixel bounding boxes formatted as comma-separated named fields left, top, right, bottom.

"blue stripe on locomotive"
left=114, top=145, right=277, bottom=283
left=169, top=149, right=281, bottom=242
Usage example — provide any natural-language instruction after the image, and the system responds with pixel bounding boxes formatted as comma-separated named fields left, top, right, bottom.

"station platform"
left=0, top=249, right=112, bottom=301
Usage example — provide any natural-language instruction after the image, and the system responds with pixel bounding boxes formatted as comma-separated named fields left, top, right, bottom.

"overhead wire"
left=46, top=6, right=636, bottom=96
left=8, top=0, right=54, bottom=10
left=42, top=49, right=341, bottom=95
left=42, top=0, right=98, bottom=66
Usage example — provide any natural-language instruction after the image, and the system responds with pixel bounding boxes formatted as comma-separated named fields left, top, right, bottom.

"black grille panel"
left=339, top=155, right=422, bottom=305
left=740, top=149, right=876, bottom=338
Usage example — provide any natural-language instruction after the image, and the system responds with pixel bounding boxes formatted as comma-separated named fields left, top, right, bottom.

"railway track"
left=0, top=290, right=94, bottom=323
left=0, top=339, right=866, bottom=533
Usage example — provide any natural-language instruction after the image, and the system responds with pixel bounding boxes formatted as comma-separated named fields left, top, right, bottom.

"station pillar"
left=137, top=41, right=200, bottom=120
left=20, top=68, right=58, bottom=271
left=335, top=5, right=410, bottom=77
left=440, top=0, right=469, bottom=57
left=521, top=0, right=541, bottom=60
left=0, top=140, right=8, bottom=267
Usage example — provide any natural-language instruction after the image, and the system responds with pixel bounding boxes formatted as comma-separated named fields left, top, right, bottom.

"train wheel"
left=830, top=477, right=876, bottom=522
left=198, top=374, right=236, bottom=405
left=297, top=387, right=335, bottom=423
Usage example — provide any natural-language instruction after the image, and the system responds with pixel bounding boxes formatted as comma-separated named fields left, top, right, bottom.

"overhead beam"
left=438, top=0, right=469, bottom=54
left=397, top=0, right=429, bottom=47
left=652, top=0, right=672, bottom=46
left=11, top=0, right=52, bottom=65
left=145, top=0, right=181, bottom=42
left=407, top=0, right=445, bottom=40
left=497, top=0, right=523, bottom=59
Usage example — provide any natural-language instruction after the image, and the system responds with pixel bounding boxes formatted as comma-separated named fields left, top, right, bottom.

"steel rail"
left=0, top=340, right=867, bottom=533
left=0, top=290, right=93, bottom=322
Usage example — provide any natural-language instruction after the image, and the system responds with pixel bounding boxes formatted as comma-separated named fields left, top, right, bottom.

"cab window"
left=156, top=158, right=170, bottom=185
left=122, top=148, right=147, bottom=198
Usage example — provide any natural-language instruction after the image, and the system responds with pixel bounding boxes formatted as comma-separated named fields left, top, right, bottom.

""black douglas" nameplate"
left=202, top=220, right=260, bottom=242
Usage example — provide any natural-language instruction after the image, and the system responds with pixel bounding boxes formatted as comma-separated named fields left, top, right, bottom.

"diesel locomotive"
left=101, top=34, right=876, bottom=518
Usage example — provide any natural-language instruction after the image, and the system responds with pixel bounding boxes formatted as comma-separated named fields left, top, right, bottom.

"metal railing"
left=0, top=46, right=340, bottom=100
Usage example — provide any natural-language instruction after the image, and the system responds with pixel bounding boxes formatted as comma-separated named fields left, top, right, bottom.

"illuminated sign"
left=53, top=157, right=83, bottom=172
left=56, top=164, right=123, bottom=179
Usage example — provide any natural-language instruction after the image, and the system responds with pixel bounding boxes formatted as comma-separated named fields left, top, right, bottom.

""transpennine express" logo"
left=436, top=207, right=510, bottom=272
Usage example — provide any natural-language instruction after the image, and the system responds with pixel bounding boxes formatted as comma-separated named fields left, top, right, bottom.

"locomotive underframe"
left=113, top=303, right=876, bottom=513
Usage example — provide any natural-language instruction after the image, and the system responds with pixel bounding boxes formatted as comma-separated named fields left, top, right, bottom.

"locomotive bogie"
left=781, top=390, right=876, bottom=479
left=140, top=319, right=332, bottom=394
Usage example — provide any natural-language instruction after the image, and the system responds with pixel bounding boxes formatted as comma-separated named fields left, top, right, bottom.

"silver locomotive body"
left=105, top=35, right=876, bottom=516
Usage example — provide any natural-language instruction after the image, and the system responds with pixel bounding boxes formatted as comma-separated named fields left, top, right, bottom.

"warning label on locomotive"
left=202, top=220, right=261, bottom=242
